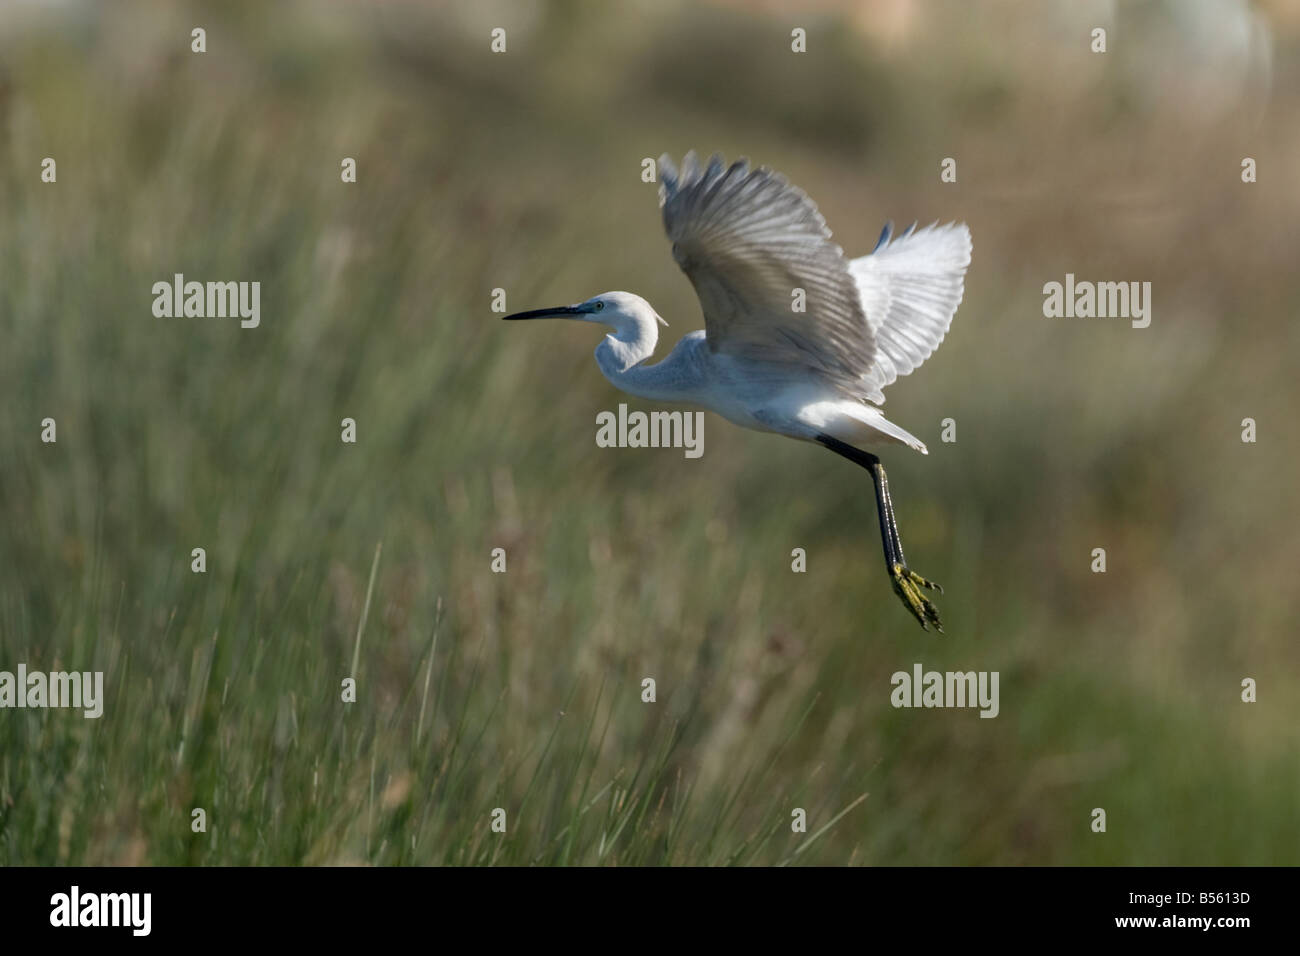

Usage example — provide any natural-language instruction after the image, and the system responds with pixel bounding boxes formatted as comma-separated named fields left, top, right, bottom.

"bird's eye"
left=593, top=301, right=605, bottom=312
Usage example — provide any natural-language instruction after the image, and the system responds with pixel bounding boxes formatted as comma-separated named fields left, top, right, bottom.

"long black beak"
left=502, top=305, right=587, bottom=320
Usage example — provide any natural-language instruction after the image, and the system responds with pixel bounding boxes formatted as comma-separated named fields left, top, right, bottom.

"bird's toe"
left=890, top=564, right=945, bottom=633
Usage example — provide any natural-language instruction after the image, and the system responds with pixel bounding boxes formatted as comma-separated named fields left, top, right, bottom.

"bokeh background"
left=1, top=0, right=1297, bottom=865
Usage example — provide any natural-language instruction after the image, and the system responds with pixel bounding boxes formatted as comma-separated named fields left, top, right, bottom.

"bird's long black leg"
left=873, top=461, right=943, bottom=597
left=872, top=455, right=906, bottom=568
left=816, top=433, right=944, bottom=632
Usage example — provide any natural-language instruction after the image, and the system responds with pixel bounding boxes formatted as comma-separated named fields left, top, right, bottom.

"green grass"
left=1, top=0, right=1298, bottom=865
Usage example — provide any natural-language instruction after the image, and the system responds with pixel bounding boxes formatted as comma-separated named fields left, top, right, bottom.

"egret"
left=505, top=152, right=971, bottom=631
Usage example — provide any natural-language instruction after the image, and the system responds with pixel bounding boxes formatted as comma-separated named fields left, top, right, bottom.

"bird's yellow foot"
left=890, top=563, right=944, bottom=632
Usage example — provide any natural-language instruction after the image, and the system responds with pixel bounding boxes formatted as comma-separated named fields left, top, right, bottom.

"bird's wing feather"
left=849, top=221, right=971, bottom=402
left=658, top=152, right=876, bottom=396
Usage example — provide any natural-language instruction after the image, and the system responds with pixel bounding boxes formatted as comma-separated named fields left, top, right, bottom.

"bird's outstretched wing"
left=658, top=152, right=876, bottom=396
left=849, top=221, right=972, bottom=403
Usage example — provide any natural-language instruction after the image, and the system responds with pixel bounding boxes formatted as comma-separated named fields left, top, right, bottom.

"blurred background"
left=1, top=0, right=1297, bottom=865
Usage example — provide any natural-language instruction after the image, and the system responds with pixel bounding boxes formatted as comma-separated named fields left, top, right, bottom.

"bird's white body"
left=593, top=320, right=926, bottom=453
left=565, top=152, right=971, bottom=457
left=505, top=151, right=972, bottom=630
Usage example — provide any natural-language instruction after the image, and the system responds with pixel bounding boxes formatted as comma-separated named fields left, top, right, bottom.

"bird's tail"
left=837, top=402, right=929, bottom=455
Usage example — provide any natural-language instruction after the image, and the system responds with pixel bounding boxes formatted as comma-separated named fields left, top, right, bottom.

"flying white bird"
left=506, top=152, right=971, bottom=631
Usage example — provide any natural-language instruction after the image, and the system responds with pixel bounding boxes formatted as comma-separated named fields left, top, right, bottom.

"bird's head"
left=503, top=291, right=667, bottom=338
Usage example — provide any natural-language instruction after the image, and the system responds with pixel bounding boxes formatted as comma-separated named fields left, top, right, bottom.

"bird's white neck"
left=594, top=323, right=691, bottom=403
left=595, top=327, right=655, bottom=388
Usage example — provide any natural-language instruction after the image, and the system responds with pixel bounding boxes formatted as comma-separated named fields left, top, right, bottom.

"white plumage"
left=850, top=220, right=972, bottom=403
left=505, top=152, right=972, bottom=631
left=659, top=152, right=971, bottom=416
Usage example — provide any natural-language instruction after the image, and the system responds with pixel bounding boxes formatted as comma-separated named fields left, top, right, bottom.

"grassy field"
left=2, top=0, right=1298, bottom=865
